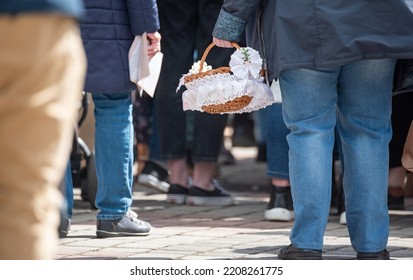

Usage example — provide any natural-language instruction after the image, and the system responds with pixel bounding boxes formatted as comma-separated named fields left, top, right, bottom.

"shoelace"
left=126, top=210, right=139, bottom=220
left=125, top=210, right=147, bottom=225
left=211, top=179, right=228, bottom=193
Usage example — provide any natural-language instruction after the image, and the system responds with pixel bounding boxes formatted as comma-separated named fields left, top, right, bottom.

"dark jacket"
left=80, top=0, right=160, bottom=94
left=213, top=0, right=413, bottom=82
left=0, top=0, right=84, bottom=18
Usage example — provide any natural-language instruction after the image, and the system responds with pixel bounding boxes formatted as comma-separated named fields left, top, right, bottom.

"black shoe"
left=265, top=185, right=294, bottom=221
left=186, top=180, right=234, bottom=206
left=388, top=187, right=405, bottom=210
left=357, top=249, right=390, bottom=260
left=166, top=184, right=189, bottom=204
left=137, top=160, right=170, bottom=193
left=96, top=210, right=152, bottom=238
left=278, top=244, right=322, bottom=260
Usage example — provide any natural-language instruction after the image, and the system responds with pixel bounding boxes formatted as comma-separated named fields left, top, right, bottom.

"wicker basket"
left=183, top=42, right=253, bottom=114
left=179, top=42, right=275, bottom=114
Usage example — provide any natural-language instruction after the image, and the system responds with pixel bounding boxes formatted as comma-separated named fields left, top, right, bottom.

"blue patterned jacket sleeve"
left=212, top=0, right=261, bottom=43
left=212, top=8, right=246, bottom=42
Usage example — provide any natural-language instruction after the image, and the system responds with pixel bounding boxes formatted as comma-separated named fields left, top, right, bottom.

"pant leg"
left=63, top=122, right=79, bottom=220
left=280, top=67, right=339, bottom=250
left=155, top=0, right=198, bottom=160
left=92, top=93, right=134, bottom=220
left=266, top=103, right=290, bottom=180
left=190, top=0, right=231, bottom=162
left=155, top=0, right=230, bottom=162
left=64, top=161, right=74, bottom=219
left=252, top=108, right=268, bottom=145
left=337, top=59, right=395, bottom=253
left=0, top=15, right=86, bottom=259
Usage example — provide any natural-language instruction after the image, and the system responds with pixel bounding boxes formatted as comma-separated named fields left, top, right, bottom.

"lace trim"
left=182, top=79, right=275, bottom=114
left=179, top=46, right=274, bottom=113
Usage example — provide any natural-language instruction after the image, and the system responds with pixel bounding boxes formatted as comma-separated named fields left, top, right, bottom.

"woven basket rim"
left=184, top=66, right=231, bottom=83
left=184, top=42, right=240, bottom=84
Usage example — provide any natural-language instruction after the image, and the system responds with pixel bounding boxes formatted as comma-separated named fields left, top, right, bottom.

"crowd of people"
left=1, top=0, right=413, bottom=260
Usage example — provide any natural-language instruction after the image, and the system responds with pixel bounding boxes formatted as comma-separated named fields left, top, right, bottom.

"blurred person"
left=252, top=108, right=268, bottom=162
left=339, top=91, right=413, bottom=224
left=133, top=91, right=170, bottom=193
left=155, top=0, right=234, bottom=206
left=0, top=0, right=86, bottom=259
left=132, top=91, right=153, bottom=176
left=388, top=91, right=413, bottom=210
left=232, top=113, right=256, bottom=147
left=213, top=0, right=413, bottom=260
left=63, top=0, right=161, bottom=238
left=264, top=103, right=293, bottom=222
left=243, top=19, right=292, bottom=221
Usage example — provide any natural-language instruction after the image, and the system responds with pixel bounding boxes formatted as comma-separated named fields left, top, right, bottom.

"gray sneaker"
left=58, top=217, right=71, bottom=238
left=96, top=210, right=152, bottom=238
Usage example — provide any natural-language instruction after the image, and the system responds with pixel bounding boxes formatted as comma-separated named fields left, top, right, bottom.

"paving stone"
left=59, top=148, right=413, bottom=260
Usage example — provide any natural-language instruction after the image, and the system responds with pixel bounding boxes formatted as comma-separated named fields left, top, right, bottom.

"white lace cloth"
left=178, top=47, right=275, bottom=114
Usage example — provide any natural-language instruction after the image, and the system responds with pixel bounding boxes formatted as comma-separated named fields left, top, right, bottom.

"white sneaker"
left=339, top=211, right=347, bottom=225
left=265, top=185, right=294, bottom=222
left=136, top=160, right=170, bottom=193
left=265, top=208, right=294, bottom=222
left=137, top=173, right=170, bottom=193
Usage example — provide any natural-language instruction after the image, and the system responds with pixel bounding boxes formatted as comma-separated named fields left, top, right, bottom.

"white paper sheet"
left=128, top=33, right=163, bottom=97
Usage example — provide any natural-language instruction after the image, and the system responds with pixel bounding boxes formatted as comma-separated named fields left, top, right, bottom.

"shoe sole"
left=166, top=194, right=187, bottom=205
left=137, top=174, right=170, bottom=193
left=356, top=255, right=390, bottom=260
left=59, top=231, right=69, bottom=238
left=278, top=252, right=322, bottom=260
left=265, top=208, right=294, bottom=222
left=186, top=196, right=234, bottom=206
left=96, top=228, right=152, bottom=238
left=278, top=245, right=322, bottom=260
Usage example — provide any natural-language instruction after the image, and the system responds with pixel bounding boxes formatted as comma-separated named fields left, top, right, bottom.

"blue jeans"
left=92, top=93, right=134, bottom=220
left=63, top=93, right=133, bottom=220
left=64, top=162, right=73, bottom=219
left=252, top=108, right=268, bottom=144
left=266, top=103, right=290, bottom=180
left=280, top=59, right=395, bottom=253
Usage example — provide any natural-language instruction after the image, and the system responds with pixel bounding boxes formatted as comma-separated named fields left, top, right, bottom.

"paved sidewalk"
left=57, top=147, right=413, bottom=260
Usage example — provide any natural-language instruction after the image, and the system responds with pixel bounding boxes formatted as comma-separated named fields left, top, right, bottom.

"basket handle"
left=199, top=42, right=240, bottom=72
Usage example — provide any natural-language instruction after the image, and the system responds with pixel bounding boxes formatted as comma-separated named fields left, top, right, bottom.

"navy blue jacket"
left=80, top=0, right=160, bottom=94
left=213, top=0, right=413, bottom=82
left=0, top=0, right=84, bottom=18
